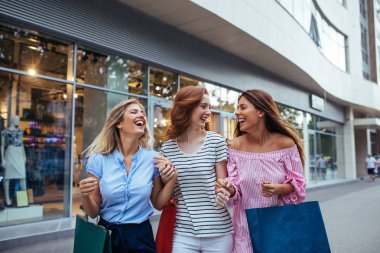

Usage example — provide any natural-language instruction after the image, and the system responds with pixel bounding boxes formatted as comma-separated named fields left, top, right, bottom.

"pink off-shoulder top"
left=226, top=145, right=306, bottom=253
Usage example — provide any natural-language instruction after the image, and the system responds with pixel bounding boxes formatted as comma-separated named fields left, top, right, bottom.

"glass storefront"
left=307, top=113, right=344, bottom=183
left=0, top=71, right=72, bottom=223
left=0, top=20, right=346, bottom=228
left=76, top=47, right=148, bottom=95
left=72, top=88, right=146, bottom=217
left=278, top=104, right=344, bottom=184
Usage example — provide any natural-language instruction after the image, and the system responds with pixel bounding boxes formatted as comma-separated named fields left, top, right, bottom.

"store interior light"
left=28, top=69, right=36, bottom=76
left=74, top=93, right=78, bottom=99
left=155, top=86, right=160, bottom=91
left=63, top=93, right=68, bottom=99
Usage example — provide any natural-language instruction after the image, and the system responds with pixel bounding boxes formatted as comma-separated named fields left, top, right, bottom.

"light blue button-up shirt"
left=86, top=147, right=160, bottom=224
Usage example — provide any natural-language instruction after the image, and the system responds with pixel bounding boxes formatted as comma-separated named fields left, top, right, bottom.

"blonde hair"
left=83, top=99, right=152, bottom=157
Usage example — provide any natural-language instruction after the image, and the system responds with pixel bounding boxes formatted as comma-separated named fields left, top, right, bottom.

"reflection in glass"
left=72, top=89, right=147, bottom=217
left=277, top=104, right=304, bottom=129
left=0, top=22, right=71, bottom=79
left=307, top=113, right=343, bottom=183
left=179, top=76, right=221, bottom=109
left=76, top=47, right=147, bottom=94
left=220, top=88, right=239, bottom=113
left=152, top=103, right=171, bottom=151
left=276, top=0, right=347, bottom=71
left=223, top=116, right=236, bottom=140
left=180, top=76, right=199, bottom=88
left=150, top=67, right=177, bottom=99
left=208, top=113, right=220, bottom=135
left=0, top=71, right=72, bottom=226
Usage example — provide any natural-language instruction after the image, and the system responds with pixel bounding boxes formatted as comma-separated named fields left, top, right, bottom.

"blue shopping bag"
left=245, top=201, right=331, bottom=253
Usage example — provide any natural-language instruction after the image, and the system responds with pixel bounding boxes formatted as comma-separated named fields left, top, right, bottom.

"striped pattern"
left=161, top=131, right=234, bottom=237
left=227, top=145, right=306, bottom=253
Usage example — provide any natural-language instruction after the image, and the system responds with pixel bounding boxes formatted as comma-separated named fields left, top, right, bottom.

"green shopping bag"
left=73, top=215, right=112, bottom=253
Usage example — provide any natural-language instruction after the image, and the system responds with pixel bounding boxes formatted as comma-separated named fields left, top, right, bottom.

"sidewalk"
left=3, top=179, right=380, bottom=253
left=306, top=179, right=380, bottom=253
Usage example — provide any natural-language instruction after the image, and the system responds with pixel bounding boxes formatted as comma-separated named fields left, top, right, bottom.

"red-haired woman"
left=157, top=86, right=234, bottom=253
left=216, top=89, right=306, bottom=253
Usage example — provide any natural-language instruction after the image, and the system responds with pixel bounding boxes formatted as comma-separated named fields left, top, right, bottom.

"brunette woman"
left=216, top=89, right=306, bottom=253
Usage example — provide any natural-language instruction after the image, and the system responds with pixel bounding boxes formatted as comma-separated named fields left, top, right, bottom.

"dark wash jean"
left=99, top=217, right=156, bottom=253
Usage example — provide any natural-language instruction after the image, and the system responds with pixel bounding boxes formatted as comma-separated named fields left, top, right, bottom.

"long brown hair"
left=165, top=86, right=209, bottom=140
left=83, top=99, right=152, bottom=157
left=235, top=89, right=305, bottom=167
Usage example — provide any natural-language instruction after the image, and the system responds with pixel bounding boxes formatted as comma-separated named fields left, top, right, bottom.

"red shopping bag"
left=155, top=199, right=177, bottom=253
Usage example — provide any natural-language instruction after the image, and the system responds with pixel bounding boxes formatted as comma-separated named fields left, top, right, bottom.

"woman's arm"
left=150, top=170, right=177, bottom=210
left=261, top=181, right=294, bottom=197
left=79, top=173, right=101, bottom=218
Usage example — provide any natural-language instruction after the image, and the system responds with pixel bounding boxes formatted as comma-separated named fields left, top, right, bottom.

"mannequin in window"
left=1, top=115, right=27, bottom=206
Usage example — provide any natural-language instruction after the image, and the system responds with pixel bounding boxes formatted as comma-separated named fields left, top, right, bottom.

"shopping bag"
left=245, top=201, right=331, bottom=253
left=16, top=190, right=29, bottom=207
left=73, top=215, right=112, bottom=253
left=155, top=199, right=177, bottom=253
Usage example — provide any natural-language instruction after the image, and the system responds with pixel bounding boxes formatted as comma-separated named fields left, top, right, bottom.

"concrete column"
left=302, top=112, right=310, bottom=183
left=343, top=106, right=356, bottom=179
left=366, top=129, right=372, bottom=155
left=355, top=129, right=368, bottom=177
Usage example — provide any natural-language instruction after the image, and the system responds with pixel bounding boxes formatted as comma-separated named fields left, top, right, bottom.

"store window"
left=220, top=87, right=239, bottom=113
left=149, top=67, right=177, bottom=100
left=307, top=113, right=343, bottom=183
left=152, top=100, right=171, bottom=151
left=276, top=0, right=347, bottom=71
left=179, top=76, right=222, bottom=109
left=76, top=47, right=148, bottom=94
left=0, top=71, right=72, bottom=226
left=0, top=22, right=72, bottom=80
left=180, top=76, right=199, bottom=87
left=72, top=88, right=146, bottom=216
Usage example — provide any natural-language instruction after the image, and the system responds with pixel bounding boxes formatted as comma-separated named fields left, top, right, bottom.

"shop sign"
left=310, top=94, right=324, bottom=111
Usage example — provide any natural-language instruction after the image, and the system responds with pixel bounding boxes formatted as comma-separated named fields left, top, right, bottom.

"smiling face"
left=190, top=94, right=211, bottom=129
left=117, top=103, right=147, bottom=138
left=235, top=96, right=263, bottom=133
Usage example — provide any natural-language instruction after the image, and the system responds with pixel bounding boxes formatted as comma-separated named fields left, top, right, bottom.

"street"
left=3, top=179, right=380, bottom=253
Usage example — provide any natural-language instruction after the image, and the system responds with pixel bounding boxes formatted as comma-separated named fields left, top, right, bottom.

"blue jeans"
left=99, top=218, right=156, bottom=253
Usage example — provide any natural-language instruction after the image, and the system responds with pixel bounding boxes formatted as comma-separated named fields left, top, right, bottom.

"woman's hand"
left=79, top=177, right=99, bottom=198
left=261, top=180, right=278, bottom=197
left=216, top=178, right=235, bottom=197
left=215, top=187, right=230, bottom=207
left=154, top=156, right=176, bottom=184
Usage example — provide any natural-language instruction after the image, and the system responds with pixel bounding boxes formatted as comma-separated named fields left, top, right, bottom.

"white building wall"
left=191, top=0, right=380, bottom=111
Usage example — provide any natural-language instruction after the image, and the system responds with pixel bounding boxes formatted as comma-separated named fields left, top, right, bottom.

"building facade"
left=0, top=0, right=379, bottom=247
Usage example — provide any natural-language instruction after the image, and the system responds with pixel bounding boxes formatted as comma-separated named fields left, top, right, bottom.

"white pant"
left=172, top=233, right=233, bottom=253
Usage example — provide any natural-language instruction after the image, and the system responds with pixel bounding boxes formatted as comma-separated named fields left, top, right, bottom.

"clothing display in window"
left=1, top=128, right=26, bottom=179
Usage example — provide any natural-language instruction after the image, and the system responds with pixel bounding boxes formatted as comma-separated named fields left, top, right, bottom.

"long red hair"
left=235, top=89, right=305, bottom=167
left=165, top=86, right=209, bottom=140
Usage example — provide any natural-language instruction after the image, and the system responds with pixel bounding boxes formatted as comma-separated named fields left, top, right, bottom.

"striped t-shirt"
left=161, top=131, right=234, bottom=237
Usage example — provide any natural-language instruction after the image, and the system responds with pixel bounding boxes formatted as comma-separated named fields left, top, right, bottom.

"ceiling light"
left=28, top=69, right=36, bottom=76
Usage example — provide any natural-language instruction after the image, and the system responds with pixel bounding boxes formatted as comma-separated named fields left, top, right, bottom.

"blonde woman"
left=79, top=99, right=177, bottom=253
